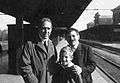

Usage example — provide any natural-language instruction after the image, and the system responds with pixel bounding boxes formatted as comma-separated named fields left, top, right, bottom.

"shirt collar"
left=73, top=42, right=79, bottom=49
left=70, top=41, right=79, bottom=49
left=38, top=34, right=48, bottom=44
left=60, top=62, right=74, bottom=68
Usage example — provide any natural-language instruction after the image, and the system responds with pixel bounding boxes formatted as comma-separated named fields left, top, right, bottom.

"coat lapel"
left=37, top=42, right=48, bottom=54
left=47, top=40, right=54, bottom=59
left=47, top=40, right=52, bottom=53
left=35, top=35, right=48, bottom=54
left=35, top=36, right=55, bottom=61
left=73, top=43, right=84, bottom=67
left=36, top=39, right=54, bottom=59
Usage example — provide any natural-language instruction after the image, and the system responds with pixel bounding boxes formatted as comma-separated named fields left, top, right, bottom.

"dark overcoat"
left=19, top=38, right=57, bottom=83
left=52, top=63, right=82, bottom=83
left=71, top=43, right=96, bottom=83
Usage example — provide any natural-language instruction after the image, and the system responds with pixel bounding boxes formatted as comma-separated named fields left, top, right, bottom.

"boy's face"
left=60, top=51, right=72, bottom=67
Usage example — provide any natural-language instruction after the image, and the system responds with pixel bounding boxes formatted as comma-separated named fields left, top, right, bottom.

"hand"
left=72, top=65, right=82, bottom=75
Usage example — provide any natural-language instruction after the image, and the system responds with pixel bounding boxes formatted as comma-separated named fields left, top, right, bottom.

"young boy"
left=52, top=46, right=83, bottom=83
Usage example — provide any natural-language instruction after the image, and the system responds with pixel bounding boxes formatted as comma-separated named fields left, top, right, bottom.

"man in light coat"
left=19, top=17, right=57, bottom=83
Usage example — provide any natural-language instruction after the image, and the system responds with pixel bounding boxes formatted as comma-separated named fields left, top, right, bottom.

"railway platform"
left=0, top=39, right=116, bottom=83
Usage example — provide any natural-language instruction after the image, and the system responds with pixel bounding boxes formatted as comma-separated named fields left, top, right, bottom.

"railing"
left=80, top=39, right=120, bottom=55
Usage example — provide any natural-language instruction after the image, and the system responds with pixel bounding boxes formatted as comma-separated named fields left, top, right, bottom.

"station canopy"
left=0, top=0, right=91, bottom=28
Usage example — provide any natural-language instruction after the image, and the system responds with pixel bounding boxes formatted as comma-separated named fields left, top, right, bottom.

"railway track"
left=79, top=39, right=120, bottom=83
left=93, top=50, right=120, bottom=83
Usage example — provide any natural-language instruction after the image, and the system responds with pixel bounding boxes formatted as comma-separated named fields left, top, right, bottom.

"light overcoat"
left=19, top=38, right=57, bottom=83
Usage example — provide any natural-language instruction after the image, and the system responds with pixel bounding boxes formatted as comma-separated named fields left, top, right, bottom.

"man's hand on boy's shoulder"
left=71, top=65, right=82, bottom=75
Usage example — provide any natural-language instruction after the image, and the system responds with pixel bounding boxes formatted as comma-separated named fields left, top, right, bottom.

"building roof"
left=112, top=5, right=120, bottom=12
left=0, top=0, right=92, bottom=28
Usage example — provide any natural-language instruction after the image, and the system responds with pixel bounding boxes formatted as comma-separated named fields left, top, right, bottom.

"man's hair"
left=66, top=28, right=80, bottom=40
left=38, top=17, right=53, bottom=28
left=60, top=46, right=74, bottom=58
left=67, top=28, right=79, bottom=36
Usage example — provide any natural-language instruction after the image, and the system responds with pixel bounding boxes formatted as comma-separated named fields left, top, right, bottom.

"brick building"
left=112, top=5, right=120, bottom=24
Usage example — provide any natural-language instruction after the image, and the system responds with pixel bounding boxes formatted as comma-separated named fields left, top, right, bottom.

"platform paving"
left=92, top=67, right=114, bottom=83
left=0, top=74, right=25, bottom=83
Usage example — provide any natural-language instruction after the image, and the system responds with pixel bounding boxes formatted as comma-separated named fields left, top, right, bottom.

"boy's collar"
left=60, top=62, right=74, bottom=68
left=67, top=62, right=74, bottom=67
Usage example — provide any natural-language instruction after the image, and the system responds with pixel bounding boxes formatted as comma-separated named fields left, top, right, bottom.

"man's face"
left=67, top=30, right=80, bottom=46
left=38, top=21, right=52, bottom=40
left=60, top=51, right=72, bottom=66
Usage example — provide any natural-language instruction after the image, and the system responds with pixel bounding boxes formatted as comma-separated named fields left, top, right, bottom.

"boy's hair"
left=60, top=46, right=74, bottom=58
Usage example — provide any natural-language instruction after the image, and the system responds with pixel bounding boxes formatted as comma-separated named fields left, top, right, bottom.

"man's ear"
left=78, top=34, right=80, bottom=39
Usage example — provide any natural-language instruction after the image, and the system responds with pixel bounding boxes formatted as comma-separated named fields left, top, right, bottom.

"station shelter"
left=0, top=0, right=92, bottom=74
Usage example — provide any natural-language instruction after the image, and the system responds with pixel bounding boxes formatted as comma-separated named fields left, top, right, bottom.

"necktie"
left=44, top=41, right=48, bottom=52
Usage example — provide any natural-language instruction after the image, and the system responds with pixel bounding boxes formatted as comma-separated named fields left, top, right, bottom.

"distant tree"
left=0, top=30, right=2, bottom=41
left=0, top=29, right=8, bottom=41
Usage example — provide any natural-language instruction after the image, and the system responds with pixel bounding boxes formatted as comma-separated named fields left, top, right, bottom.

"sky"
left=72, top=0, right=120, bottom=31
left=0, top=12, right=29, bottom=30
left=0, top=0, right=120, bottom=30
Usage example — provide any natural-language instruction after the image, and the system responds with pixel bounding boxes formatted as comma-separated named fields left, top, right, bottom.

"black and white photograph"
left=0, top=0, right=120, bottom=83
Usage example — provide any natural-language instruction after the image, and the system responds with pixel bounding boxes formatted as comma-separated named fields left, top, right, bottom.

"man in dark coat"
left=66, top=28, right=96, bottom=83
left=19, top=18, right=57, bottom=83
